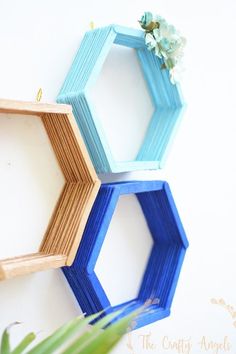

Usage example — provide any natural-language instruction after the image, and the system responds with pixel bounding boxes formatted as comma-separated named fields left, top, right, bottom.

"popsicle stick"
left=0, top=253, right=67, bottom=280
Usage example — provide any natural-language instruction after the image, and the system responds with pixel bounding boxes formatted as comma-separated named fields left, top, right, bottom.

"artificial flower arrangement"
left=139, top=12, right=186, bottom=84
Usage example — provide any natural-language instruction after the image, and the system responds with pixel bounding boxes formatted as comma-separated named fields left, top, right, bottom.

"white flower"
left=169, top=61, right=185, bottom=84
left=145, top=33, right=156, bottom=51
left=154, top=44, right=162, bottom=58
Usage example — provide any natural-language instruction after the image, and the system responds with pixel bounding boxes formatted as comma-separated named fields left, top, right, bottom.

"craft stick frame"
left=57, top=25, right=186, bottom=173
left=63, top=180, right=188, bottom=329
left=0, top=99, right=100, bottom=280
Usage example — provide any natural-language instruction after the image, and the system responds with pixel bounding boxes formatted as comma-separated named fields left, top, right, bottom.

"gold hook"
left=36, top=88, right=42, bottom=102
left=90, top=21, right=95, bottom=30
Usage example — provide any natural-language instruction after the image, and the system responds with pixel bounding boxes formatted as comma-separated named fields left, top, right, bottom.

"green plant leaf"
left=61, top=310, right=124, bottom=354
left=80, top=313, right=134, bottom=354
left=11, top=332, right=36, bottom=354
left=0, top=328, right=10, bottom=354
left=27, top=312, right=102, bottom=354
left=0, top=322, right=20, bottom=354
left=0, top=308, right=142, bottom=354
left=63, top=311, right=137, bottom=354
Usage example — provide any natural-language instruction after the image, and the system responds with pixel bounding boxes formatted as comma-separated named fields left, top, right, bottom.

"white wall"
left=0, top=0, right=236, bottom=353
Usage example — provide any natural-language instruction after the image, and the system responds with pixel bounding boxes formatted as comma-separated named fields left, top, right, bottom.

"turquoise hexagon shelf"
left=57, top=25, right=185, bottom=173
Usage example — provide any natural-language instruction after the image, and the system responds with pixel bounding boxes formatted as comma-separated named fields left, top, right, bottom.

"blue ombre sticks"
left=57, top=25, right=185, bottom=173
left=63, top=181, right=188, bottom=329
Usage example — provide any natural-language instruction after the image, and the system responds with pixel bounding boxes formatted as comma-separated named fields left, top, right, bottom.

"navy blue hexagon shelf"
left=63, top=180, right=188, bottom=329
left=57, top=25, right=185, bottom=173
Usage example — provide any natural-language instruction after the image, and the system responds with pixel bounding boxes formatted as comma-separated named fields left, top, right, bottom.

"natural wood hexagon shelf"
left=0, top=98, right=100, bottom=281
